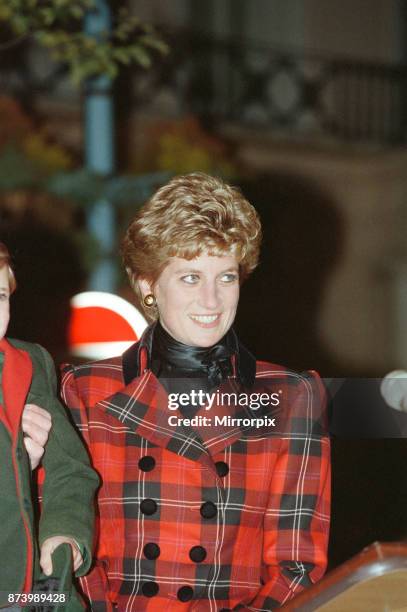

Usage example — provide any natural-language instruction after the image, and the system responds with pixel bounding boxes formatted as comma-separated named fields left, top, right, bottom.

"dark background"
left=2, top=0, right=407, bottom=573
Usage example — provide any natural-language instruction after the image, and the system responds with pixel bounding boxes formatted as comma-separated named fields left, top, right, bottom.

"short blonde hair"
left=121, top=173, right=262, bottom=316
left=0, top=242, right=17, bottom=293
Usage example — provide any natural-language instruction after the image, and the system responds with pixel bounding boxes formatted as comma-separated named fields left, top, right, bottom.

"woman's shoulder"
left=60, top=355, right=125, bottom=407
left=254, top=359, right=324, bottom=396
left=254, top=361, right=326, bottom=429
left=61, top=354, right=123, bottom=378
left=255, top=358, right=321, bottom=379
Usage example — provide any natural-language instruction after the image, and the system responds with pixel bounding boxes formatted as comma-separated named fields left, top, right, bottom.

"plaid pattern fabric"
left=61, top=351, right=330, bottom=612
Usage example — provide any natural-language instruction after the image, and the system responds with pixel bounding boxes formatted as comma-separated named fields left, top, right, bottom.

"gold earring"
left=143, top=293, right=156, bottom=308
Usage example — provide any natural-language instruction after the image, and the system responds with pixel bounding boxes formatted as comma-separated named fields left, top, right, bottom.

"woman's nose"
left=197, top=281, right=219, bottom=310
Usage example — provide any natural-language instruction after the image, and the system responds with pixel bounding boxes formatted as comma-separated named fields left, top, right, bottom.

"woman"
left=62, top=173, right=330, bottom=611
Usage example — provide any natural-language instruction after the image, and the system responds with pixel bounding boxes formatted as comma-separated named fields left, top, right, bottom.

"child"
left=0, top=242, right=98, bottom=609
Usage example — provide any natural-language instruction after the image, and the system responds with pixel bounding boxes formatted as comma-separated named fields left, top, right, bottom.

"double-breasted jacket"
left=61, top=328, right=330, bottom=611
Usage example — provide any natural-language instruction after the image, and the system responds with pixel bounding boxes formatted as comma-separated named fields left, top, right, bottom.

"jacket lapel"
left=93, top=360, right=281, bottom=469
left=93, top=326, right=264, bottom=469
left=95, top=369, right=219, bottom=474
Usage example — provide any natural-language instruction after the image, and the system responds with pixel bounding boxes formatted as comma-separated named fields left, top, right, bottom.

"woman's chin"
left=185, top=327, right=226, bottom=347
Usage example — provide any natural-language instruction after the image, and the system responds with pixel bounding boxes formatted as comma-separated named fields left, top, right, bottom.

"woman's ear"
left=126, top=268, right=152, bottom=297
left=137, top=277, right=154, bottom=299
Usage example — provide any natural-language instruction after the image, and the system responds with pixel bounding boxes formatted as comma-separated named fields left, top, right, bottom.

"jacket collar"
left=95, top=323, right=259, bottom=468
left=0, top=338, right=33, bottom=438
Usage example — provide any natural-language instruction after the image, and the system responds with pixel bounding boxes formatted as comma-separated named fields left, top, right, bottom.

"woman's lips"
left=189, top=314, right=221, bottom=328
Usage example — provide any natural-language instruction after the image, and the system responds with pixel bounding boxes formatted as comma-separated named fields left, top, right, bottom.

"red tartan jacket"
left=61, top=328, right=330, bottom=612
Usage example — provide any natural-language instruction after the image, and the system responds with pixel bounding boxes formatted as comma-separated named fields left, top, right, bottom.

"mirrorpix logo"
left=166, top=389, right=281, bottom=428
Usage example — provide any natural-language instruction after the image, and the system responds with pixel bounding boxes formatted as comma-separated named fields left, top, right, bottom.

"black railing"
left=1, top=30, right=407, bottom=147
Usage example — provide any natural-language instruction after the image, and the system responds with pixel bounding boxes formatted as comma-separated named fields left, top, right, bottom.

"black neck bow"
left=151, top=321, right=234, bottom=389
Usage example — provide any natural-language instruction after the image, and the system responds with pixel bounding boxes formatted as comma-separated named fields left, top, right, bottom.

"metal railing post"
left=84, top=0, right=116, bottom=292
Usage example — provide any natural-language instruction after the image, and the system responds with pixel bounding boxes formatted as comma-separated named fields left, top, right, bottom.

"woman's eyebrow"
left=174, top=267, right=239, bottom=274
left=218, top=267, right=239, bottom=274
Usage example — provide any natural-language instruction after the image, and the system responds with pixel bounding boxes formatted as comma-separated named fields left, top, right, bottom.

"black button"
left=16, top=448, right=22, bottom=460
left=141, top=581, right=159, bottom=597
left=189, top=545, right=207, bottom=563
left=215, top=461, right=229, bottom=477
left=219, top=609, right=231, bottom=612
left=140, top=499, right=157, bottom=515
left=200, top=501, right=217, bottom=519
left=143, top=542, right=160, bottom=560
left=138, top=456, right=156, bottom=472
left=177, top=586, right=193, bottom=602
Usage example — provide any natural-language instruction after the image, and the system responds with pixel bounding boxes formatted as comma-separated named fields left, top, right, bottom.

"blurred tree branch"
left=0, top=0, right=168, bottom=83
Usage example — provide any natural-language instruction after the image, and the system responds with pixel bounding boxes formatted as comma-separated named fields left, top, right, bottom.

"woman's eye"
left=0, top=293, right=9, bottom=301
left=220, top=273, right=238, bottom=283
left=180, top=274, right=199, bottom=284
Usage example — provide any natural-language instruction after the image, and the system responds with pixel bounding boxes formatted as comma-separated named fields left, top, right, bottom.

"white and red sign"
left=68, top=291, right=148, bottom=359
